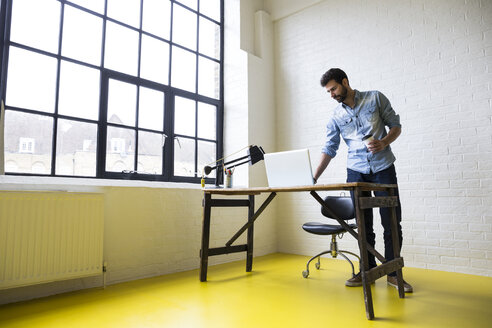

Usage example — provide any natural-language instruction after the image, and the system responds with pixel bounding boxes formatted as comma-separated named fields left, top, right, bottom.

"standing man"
left=313, top=68, right=412, bottom=292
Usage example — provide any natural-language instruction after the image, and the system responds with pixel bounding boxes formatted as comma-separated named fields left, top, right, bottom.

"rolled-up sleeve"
left=377, top=92, right=401, bottom=129
left=321, top=117, right=340, bottom=158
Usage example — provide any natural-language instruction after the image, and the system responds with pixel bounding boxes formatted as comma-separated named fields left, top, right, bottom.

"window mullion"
left=194, top=0, right=200, bottom=178
left=97, top=72, right=109, bottom=177
left=96, top=0, right=109, bottom=178
left=133, top=0, right=145, bottom=172
left=163, top=92, right=174, bottom=181
left=0, top=0, right=12, bottom=103
left=168, top=2, right=174, bottom=87
left=51, top=2, right=65, bottom=176
left=217, top=0, right=224, bottom=179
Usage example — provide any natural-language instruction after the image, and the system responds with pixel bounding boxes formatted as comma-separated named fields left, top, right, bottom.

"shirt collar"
left=341, top=89, right=360, bottom=110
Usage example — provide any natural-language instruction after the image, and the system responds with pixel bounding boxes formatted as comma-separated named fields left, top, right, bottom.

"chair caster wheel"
left=302, top=271, right=309, bottom=278
left=315, top=262, right=321, bottom=270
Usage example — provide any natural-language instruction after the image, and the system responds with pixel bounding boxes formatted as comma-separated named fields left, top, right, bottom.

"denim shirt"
left=322, top=90, right=401, bottom=174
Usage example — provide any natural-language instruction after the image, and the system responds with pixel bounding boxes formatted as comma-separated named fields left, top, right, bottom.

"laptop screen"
left=264, top=149, right=314, bottom=187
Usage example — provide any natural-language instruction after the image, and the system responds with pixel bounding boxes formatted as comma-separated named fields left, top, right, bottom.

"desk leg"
left=354, top=187, right=375, bottom=320
left=246, top=195, right=255, bottom=272
left=389, top=188, right=405, bottom=298
left=200, top=193, right=212, bottom=282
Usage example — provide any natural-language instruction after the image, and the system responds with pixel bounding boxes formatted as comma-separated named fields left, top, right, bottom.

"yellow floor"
left=0, top=253, right=491, bottom=328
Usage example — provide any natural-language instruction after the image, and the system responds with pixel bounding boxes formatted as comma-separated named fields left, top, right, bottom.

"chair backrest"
left=321, top=196, right=355, bottom=221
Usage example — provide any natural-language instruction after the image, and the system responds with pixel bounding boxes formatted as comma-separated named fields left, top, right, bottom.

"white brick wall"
left=273, top=0, right=492, bottom=276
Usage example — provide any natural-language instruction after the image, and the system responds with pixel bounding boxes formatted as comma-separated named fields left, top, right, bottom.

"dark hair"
left=320, top=68, right=348, bottom=87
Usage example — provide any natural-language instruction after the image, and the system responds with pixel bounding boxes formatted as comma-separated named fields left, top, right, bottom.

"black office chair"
left=302, top=195, right=360, bottom=278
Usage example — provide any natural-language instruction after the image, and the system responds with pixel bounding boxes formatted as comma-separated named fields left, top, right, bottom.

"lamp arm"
left=202, top=145, right=264, bottom=187
left=225, top=159, right=250, bottom=170
left=206, top=154, right=250, bottom=172
left=223, top=154, right=250, bottom=167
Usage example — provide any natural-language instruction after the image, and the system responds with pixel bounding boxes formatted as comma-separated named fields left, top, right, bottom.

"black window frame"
left=0, top=0, right=224, bottom=184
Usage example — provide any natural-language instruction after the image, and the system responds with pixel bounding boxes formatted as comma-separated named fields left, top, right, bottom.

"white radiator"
left=0, top=191, right=104, bottom=289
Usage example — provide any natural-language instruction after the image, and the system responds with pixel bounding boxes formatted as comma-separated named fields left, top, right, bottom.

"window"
left=0, top=0, right=223, bottom=183
left=110, top=138, right=126, bottom=154
left=19, top=137, right=34, bottom=153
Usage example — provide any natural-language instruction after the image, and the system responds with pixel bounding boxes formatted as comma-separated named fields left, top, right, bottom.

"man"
left=313, top=68, right=413, bottom=293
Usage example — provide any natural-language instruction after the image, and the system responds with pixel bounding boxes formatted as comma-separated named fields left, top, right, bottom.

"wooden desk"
left=200, top=182, right=405, bottom=320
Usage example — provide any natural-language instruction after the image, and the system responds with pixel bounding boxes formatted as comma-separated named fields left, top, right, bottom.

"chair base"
left=302, top=236, right=360, bottom=279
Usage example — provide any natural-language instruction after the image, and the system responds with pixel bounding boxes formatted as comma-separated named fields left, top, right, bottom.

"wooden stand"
left=199, top=182, right=405, bottom=320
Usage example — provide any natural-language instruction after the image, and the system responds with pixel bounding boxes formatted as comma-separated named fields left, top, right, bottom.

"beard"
left=334, top=85, right=348, bottom=103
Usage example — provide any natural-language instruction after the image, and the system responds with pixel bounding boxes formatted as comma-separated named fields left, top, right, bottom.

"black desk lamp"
left=203, top=145, right=265, bottom=187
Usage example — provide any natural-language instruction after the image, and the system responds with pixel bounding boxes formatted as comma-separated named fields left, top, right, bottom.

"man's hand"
left=367, top=139, right=387, bottom=153
left=367, top=126, right=401, bottom=154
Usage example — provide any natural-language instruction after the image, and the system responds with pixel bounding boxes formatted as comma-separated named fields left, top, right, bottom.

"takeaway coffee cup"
left=362, top=134, right=374, bottom=148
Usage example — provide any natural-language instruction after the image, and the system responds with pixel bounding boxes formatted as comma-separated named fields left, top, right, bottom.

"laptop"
left=264, top=149, right=315, bottom=187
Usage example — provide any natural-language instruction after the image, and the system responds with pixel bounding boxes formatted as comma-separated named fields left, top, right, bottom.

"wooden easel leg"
left=389, top=188, right=405, bottom=298
left=354, top=187, right=375, bottom=319
left=246, top=195, right=255, bottom=272
left=200, top=193, right=212, bottom=282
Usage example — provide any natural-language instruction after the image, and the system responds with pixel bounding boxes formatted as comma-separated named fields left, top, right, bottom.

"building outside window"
left=82, top=139, right=92, bottom=152
left=18, top=137, right=34, bottom=153
left=0, top=0, right=223, bottom=183
left=110, top=138, right=126, bottom=155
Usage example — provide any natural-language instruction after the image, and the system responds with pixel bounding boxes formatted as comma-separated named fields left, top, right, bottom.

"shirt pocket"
left=337, top=115, right=356, bottom=137
left=362, top=106, right=378, bottom=123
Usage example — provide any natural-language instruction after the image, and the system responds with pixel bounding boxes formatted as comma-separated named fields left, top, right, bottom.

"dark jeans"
left=347, top=164, right=402, bottom=276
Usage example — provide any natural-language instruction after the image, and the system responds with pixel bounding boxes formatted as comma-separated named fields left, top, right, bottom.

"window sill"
left=0, top=175, right=202, bottom=193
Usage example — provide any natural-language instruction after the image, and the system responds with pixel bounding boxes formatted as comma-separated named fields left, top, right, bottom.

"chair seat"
left=302, top=222, right=358, bottom=235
